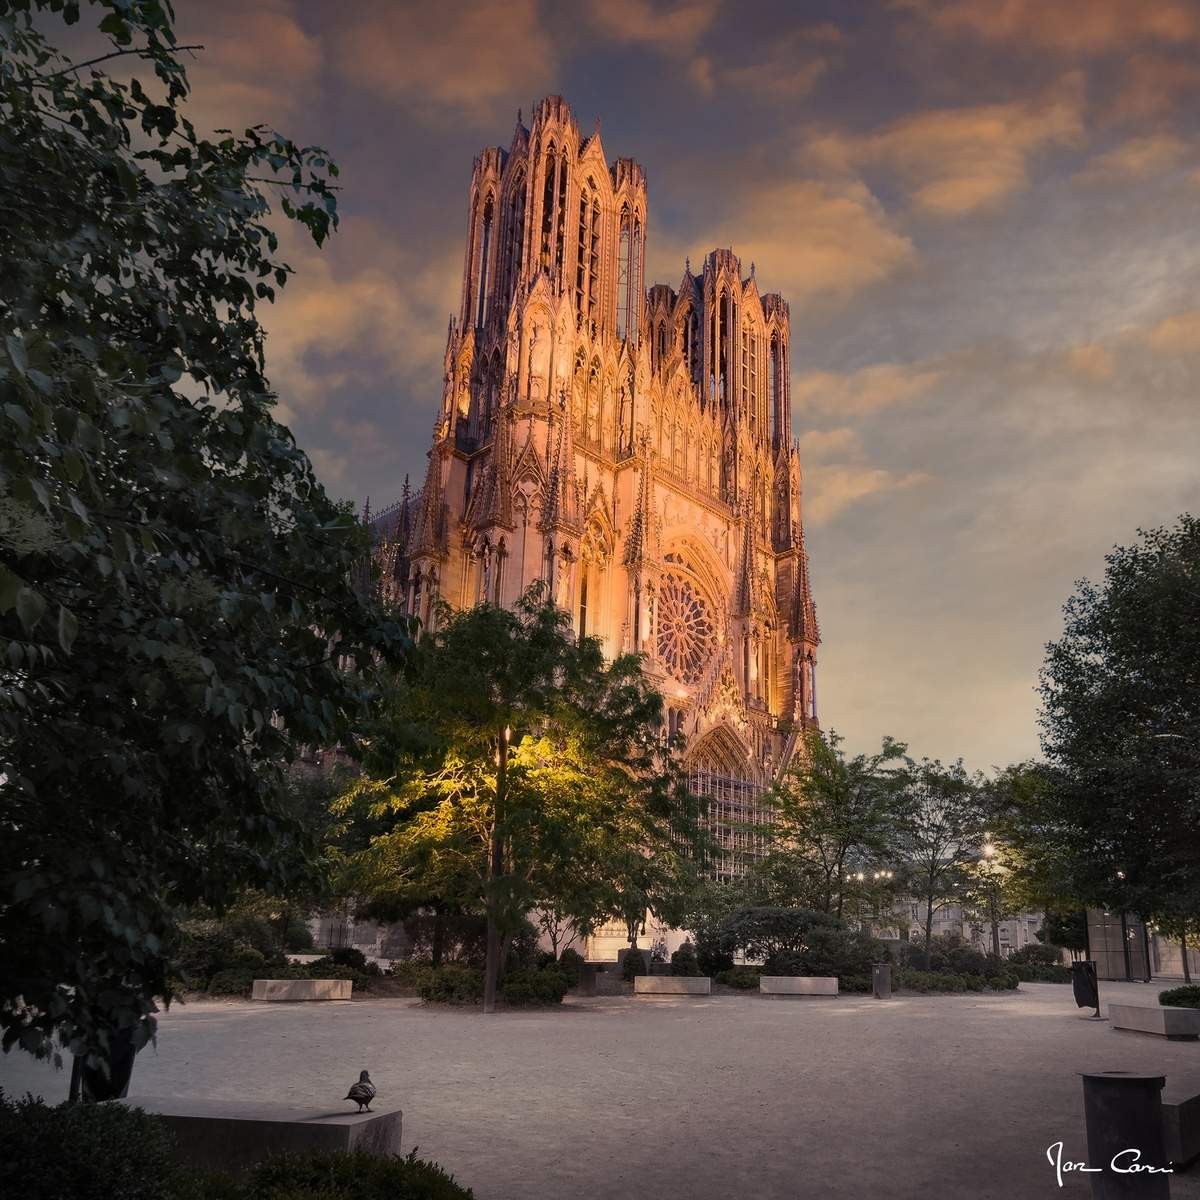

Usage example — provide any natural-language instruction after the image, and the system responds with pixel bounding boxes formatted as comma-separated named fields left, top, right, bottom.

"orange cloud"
left=792, top=362, right=943, bottom=416
left=331, top=0, right=556, bottom=121
left=896, top=0, right=1200, bottom=55
left=584, top=0, right=719, bottom=51
left=806, top=77, right=1084, bottom=217
left=797, top=427, right=860, bottom=461
left=805, top=464, right=931, bottom=526
left=1061, top=343, right=1116, bottom=383
left=1144, top=310, right=1200, bottom=355
left=1075, top=133, right=1189, bottom=183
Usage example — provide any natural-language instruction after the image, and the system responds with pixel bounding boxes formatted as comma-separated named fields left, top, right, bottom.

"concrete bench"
left=1163, top=1082, right=1200, bottom=1168
left=633, top=976, right=711, bottom=996
left=759, top=976, right=838, bottom=996
left=252, top=978, right=352, bottom=1001
left=1109, top=1003, right=1200, bottom=1040
left=119, top=1096, right=401, bottom=1175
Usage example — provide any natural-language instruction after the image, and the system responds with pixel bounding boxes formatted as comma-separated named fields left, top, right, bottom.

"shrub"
left=716, top=907, right=841, bottom=963
left=419, top=965, right=485, bottom=1004
left=245, top=1149, right=474, bottom=1199
left=801, top=927, right=883, bottom=980
left=504, top=920, right=542, bottom=972
left=1160, top=985, right=1200, bottom=1009
left=558, top=947, right=584, bottom=987
left=390, top=961, right=435, bottom=991
left=284, top=921, right=314, bottom=953
left=694, top=929, right=735, bottom=977
left=895, top=969, right=999, bottom=993
left=0, top=1089, right=184, bottom=1200
left=715, top=967, right=760, bottom=989
left=989, top=971, right=1020, bottom=991
left=840, top=973, right=871, bottom=993
left=501, top=967, right=569, bottom=1006
left=1012, top=962, right=1072, bottom=983
left=330, top=946, right=368, bottom=970
left=207, top=967, right=258, bottom=996
left=620, top=949, right=647, bottom=981
left=670, top=942, right=702, bottom=977
left=1009, top=943, right=1065, bottom=967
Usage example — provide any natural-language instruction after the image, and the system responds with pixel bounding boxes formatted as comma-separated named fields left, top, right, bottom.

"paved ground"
left=3, top=981, right=1199, bottom=1200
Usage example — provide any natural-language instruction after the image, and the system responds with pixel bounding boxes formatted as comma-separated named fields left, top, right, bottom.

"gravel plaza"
left=3, top=981, right=1199, bottom=1200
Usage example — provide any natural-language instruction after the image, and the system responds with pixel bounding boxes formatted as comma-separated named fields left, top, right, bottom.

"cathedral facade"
left=373, top=95, right=820, bottom=894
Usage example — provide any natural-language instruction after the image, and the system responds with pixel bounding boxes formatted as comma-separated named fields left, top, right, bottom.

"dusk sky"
left=151, top=0, right=1200, bottom=770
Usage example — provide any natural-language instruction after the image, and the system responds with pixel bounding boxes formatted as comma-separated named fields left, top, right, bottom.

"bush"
left=558, top=947, right=584, bottom=988
left=283, top=921, right=314, bottom=953
left=1160, top=985, right=1200, bottom=1009
left=716, top=907, right=840, bottom=963
left=840, top=974, right=871, bottom=993
left=895, top=969, right=1005, bottom=993
left=1012, top=962, right=1072, bottom=983
left=330, top=946, right=368, bottom=970
left=390, top=961, right=435, bottom=991
left=207, top=967, right=258, bottom=996
left=501, top=967, right=569, bottom=1007
left=989, top=971, right=1020, bottom=991
left=620, top=948, right=647, bottom=981
left=0, top=1089, right=184, bottom=1200
left=418, top=965, right=485, bottom=1004
left=694, top=930, right=735, bottom=977
left=504, top=919, right=542, bottom=973
left=245, top=1149, right=473, bottom=1199
left=802, top=927, right=883, bottom=979
left=670, top=942, right=702, bottom=977
left=1009, top=943, right=1065, bottom=967
left=715, top=967, right=760, bottom=989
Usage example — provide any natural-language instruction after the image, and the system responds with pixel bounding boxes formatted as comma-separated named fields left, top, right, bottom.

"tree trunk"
left=923, top=873, right=935, bottom=950
left=1183, top=929, right=1192, bottom=984
left=483, top=734, right=508, bottom=1014
left=431, top=904, right=445, bottom=969
left=989, top=888, right=1001, bottom=959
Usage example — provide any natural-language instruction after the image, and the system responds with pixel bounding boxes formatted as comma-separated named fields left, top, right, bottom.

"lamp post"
left=981, top=839, right=1002, bottom=959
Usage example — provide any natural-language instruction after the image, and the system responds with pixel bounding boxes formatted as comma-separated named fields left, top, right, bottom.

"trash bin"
left=872, top=962, right=892, bottom=999
left=1071, top=960, right=1099, bottom=1011
left=1081, top=1071, right=1169, bottom=1198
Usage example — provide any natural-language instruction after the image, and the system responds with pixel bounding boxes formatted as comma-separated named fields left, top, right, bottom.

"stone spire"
left=541, top=388, right=579, bottom=533
left=734, top=494, right=756, bottom=616
left=472, top=399, right=514, bottom=531
left=790, top=527, right=820, bottom=644
left=623, top=432, right=657, bottom=568
left=411, top=436, right=447, bottom=559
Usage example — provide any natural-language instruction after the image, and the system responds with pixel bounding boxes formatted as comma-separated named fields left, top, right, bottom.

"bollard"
left=872, top=962, right=892, bottom=999
left=1081, top=1072, right=1171, bottom=1198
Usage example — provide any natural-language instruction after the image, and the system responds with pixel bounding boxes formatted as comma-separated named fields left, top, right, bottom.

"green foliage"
left=1033, top=516, right=1200, bottom=921
left=0, top=1089, right=183, bottom=1200
left=621, top=949, right=648, bottom=980
left=418, top=965, right=485, bottom=1005
left=1009, top=943, right=1065, bottom=967
left=794, top=926, right=884, bottom=979
left=1160, top=985, right=1200, bottom=1009
left=715, top=967, right=761, bottom=989
left=1040, top=911, right=1087, bottom=953
left=504, top=920, right=541, bottom=973
left=1011, top=962, right=1072, bottom=983
left=670, top=941, right=702, bottom=976
left=389, top=961, right=436, bottom=991
left=717, top=906, right=841, bottom=962
left=207, top=968, right=258, bottom=996
left=284, top=922, right=315, bottom=953
left=244, top=1149, right=473, bottom=1200
left=758, top=730, right=907, bottom=914
left=500, top=967, right=569, bottom=1006
left=895, top=968, right=1018, bottom=993
left=330, top=947, right=368, bottom=970
left=557, top=947, right=584, bottom=987
left=0, top=2, right=410, bottom=1067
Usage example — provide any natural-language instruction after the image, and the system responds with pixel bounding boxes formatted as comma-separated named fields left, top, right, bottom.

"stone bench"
left=759, top=976, right=838, bottom=996
left=119, top=1096, right=401, bottom=1175
left=252, top=978, right=352, bottom=1001
left=633, top=976, right=711, bottom=996
left=1163, top=1081, right=1200, bottom=1168
left=1109, top=1003, right=1200, bottom=1040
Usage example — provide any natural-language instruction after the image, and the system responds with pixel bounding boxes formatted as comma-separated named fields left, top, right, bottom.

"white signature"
left=1046, top=1141, right=1174, bottom=1187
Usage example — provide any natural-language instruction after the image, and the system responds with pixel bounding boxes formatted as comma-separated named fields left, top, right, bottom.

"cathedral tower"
left=373, top=96, right=820, bottom=903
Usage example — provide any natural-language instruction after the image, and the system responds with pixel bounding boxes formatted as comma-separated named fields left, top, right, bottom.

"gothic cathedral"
left=372, top=95, right=820, bottom=894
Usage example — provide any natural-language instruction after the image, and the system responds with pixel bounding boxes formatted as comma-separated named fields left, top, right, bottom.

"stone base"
left=252, top=978, right=352, bottom=1001
left=759, top=976, right=838, bottom=996
left=118, top=1096, right=401, bottom=1175
left=633, top=976, right=711, bottom=996
left=1109, top=1003, right=1200, bottom=1040
left=1163, top=1085, right=1200, bottom=1168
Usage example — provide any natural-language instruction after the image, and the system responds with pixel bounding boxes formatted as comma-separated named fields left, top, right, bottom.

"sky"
left=86, top=0, right=1200, bottom=770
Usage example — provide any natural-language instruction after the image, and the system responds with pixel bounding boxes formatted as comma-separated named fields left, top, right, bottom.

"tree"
left=337, top=588, right=699, bottom=1012
left=756, top=730, right=907, bottom=916
left=1035, top=516, right=1200, bottom=927
left=0, top=2, right=409, bottom=1072
left=959, top=838, right=1024, bottom=959
left=1041, top=910, right=1088, bottom=961
left=897, top=759, right=990, bottom=950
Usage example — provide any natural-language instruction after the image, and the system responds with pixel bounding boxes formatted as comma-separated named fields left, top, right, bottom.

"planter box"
left=252, top=978, right=352, bottom=1002
left=1109, top=1003, right=1200, bottom=1040
left=633, top=976, right=711, bottom=996
left=118, top=1096, right=401, bottom=1176
left=759, top=976, right=838, bottom=996
left=1163, top=1083, right=1200, bottom=1167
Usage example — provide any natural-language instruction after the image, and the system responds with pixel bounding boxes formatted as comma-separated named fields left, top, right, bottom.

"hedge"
left=1160, top=985, right=1200, bottom=1009
left=500, top=967, right=569, bottom=1006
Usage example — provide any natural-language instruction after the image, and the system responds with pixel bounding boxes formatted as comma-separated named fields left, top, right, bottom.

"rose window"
left=656, top=572, right=716, bottom=685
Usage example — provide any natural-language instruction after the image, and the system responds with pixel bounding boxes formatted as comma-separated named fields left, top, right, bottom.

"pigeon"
left=345, top=1069, right=376, bottom=1112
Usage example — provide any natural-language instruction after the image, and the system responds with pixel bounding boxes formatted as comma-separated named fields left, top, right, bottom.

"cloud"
left=896, top=0, right=1200, bottom=55
left=1061, top=343, right=1116, bottom=383
left=805, top=77, right=1084, bottom=217
left=805, top=464, right=931, bottom=526
left=1144, top=310, right=1200, bottom=355
left=583, top=0, right=719, bottom=52
left=718, top=24, right=841, bottom=100
left=664, top=179, right=915, bottom=307
left=797, top=427, right=860, bottom=461
left=1109, top=53, right=1200, bottom=124
left=792, top=361, right=944, bottom=416
left=330, top=0, right=557, bottom=121
left=1075, top=133, right=1189, bottom=184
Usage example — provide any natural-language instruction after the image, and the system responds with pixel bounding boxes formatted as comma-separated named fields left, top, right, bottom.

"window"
left=475, top=196, right=493, bottom=328
left=769, top=334, right=779, bottom=445
left=578, top=572, right=589, bottom=638
left=617, top=210, right=631, bottom=340
left=539, top=144, right=556, bottom=271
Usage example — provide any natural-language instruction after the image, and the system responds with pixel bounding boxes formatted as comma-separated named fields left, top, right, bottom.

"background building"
left=371, top=97, right=821, bottom=947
